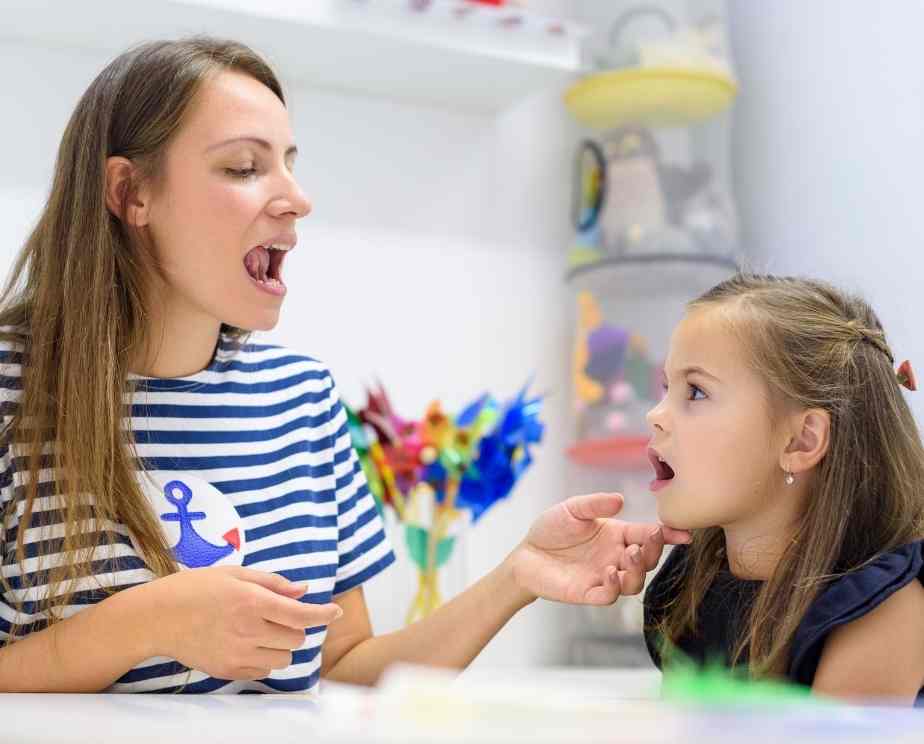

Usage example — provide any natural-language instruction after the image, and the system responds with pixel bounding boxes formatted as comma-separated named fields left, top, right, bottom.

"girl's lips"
left=648, top=446, right=675, bottom=493
left=650, top=477, right=672, bottom=493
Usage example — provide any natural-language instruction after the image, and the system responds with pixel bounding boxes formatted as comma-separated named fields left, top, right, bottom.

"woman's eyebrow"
left=205, top=136, right=298, bottom=159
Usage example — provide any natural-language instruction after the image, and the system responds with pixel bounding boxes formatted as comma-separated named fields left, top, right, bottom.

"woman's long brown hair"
left=656, top=274, right=924, bottom=677
left=0, top=37, right=283, bottom=638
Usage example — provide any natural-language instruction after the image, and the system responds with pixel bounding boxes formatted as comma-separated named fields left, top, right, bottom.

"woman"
left=0, top=37, right=687, bottom=693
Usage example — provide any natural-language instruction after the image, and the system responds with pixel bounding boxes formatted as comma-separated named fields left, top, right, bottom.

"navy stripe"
left=135, top=369, right=329, bottom=396
left=259, top=669, right=320, bottom=693
left=152, top=676, right=233, bottom=694
left=129, top=389, right=330, bottom=420
left=243, top=540, right=338, bottom=566
left=233, top=488, right=334, bottom=518
left=338, top=498, right=379, bottom=542
left=137, top=439, right=320, bottom=472
left=132, top=416, right=316, bottom=445
left=338, top=524, right=388, bottom=571
left=337, top=478, right=365, bottom=516
left=4, top=555, right=148, bottom=591
left=117, top=659, right=189, bottom=685
left=17, top=531, right=134, bottom=561
left=245, top=512, right=336, bottom=542
left=0, top=375, right=21, bottom=391
left=333, top=550, right=396, bottom=596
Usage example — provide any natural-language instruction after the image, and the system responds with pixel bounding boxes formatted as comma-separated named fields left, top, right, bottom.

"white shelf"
left=3, top=0, right=587, bottom=115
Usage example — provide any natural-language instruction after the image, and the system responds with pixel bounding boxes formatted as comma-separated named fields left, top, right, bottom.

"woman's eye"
left=226, top=167, right=257, bottom=179
left=687, top=383, right=707, bottom=401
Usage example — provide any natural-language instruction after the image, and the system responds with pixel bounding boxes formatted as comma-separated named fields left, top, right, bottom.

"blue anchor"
left=159, top=480, right=240, bottom=568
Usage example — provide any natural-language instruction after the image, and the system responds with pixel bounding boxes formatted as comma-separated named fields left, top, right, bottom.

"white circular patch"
left=132, top=472, right=246, bottom=570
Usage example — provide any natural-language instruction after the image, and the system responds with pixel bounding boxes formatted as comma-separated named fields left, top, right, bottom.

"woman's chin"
left=224, top=309, right=281, bottom=333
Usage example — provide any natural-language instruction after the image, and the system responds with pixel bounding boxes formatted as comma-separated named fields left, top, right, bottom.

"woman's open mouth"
left=648, top=447, right=675, bottom=493
left=243, top=242, right=291, bottom=297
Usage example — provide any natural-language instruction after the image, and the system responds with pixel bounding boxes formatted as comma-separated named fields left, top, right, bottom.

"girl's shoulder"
left=789, top=539, right=924, bottom=685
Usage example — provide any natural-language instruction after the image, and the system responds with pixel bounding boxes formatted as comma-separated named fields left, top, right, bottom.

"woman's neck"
left=131, top=287, right=223, bottom=378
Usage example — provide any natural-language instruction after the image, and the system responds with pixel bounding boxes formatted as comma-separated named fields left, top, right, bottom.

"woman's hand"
left=148, top=566, right=342, bottom=680
left=506, top=492, right=691, bottom=606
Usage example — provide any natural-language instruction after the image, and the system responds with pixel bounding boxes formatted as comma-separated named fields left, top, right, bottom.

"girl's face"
left=646, top=307, right=787, bottom=531
left=143, top=70, right=311, bottom=332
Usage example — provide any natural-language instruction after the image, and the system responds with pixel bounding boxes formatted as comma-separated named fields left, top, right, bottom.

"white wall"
left=0, top=36, right=581, bottom=666
left=729, top=0, right=924, bottom=425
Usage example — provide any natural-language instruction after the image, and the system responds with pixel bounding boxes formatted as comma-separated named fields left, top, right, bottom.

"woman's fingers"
left=563, top=492, right=625, bottom=521
left=258, top=620, right=308, bottom=651
left=659, top=525, right=693, bottom=545
left=584, top=567, right=621, bottom=605
left=260, top=591, right=342, bottom=630
left=638, top=526, right=665, bottom=570
left=618, top=545, right=646, bottom=595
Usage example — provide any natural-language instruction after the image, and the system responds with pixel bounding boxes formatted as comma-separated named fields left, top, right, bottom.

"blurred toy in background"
left=573, top=291, right=661, bottom=441
left=570, top=125, right=735, bottom=266
left=566, top=6, right=739, bottom=270
left=347, top=381, right=543, bottom=623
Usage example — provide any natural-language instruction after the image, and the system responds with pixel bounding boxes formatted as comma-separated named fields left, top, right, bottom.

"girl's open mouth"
left=648, top=448, right=675, bottom=493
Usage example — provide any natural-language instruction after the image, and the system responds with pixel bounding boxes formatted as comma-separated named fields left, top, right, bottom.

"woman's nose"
left=270, top=173, right=312, bottom=220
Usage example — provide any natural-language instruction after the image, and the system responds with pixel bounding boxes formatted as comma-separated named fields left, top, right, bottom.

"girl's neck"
left=722, top=502, right=804, bottom=581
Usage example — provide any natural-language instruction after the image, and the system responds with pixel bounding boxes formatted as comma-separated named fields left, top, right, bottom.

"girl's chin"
left=656, top=500, right=711, bottom=532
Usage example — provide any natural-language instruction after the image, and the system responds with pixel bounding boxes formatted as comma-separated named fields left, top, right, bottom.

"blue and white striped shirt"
left=0, top=332, right=394, bottom=693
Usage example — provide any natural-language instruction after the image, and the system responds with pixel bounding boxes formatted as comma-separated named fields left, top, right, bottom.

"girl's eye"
left=687, top=383, right=707, bottom=401
left=226, top=167, right=257, bottom=179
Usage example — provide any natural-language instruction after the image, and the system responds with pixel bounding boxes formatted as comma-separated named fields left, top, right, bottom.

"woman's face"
left=142, top=70, right=311, bottom=332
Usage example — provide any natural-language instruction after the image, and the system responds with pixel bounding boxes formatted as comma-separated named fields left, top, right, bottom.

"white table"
left=1, top=667, right=921, bottom=743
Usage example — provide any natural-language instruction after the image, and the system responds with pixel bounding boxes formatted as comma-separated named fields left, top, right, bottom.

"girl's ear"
left=104, top=156, right=151, bottom=227
left=783, top=408, right=831, bottom=474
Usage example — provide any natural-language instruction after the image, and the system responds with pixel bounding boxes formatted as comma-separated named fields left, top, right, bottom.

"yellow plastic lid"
left=564, top=67, right=738, bottom=129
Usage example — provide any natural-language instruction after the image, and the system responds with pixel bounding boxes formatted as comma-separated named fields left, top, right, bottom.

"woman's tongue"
left=244, top=245, right=270, bottom=282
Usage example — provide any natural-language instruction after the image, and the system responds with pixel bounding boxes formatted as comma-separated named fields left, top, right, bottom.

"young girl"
left=0, top=37, right=686, bottom=694
left=643, top=274, right=924, bottom=705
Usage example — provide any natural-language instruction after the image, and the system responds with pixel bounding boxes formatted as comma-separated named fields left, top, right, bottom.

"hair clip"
left=896, top=360, right=917, bottom=391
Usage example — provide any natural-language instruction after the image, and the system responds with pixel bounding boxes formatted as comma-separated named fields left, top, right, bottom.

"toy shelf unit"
left=564, top=3, right=740, bottom=471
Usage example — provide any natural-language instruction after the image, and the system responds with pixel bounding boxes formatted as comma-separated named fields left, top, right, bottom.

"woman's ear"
left=104, top=156, right=151, bottom=226
left=783, top=408, right=831, bottom=474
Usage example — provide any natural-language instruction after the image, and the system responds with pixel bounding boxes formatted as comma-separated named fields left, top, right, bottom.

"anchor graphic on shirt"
left=159, top=480, right=241, bottom=568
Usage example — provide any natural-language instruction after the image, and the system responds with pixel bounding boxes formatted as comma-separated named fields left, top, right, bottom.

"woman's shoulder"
left=788, top=539, right=924, bottom=685
left=0, top=326, right=26, bottom=407
left=0, top=325, right=27, bottom=358
left=215, top=335, right=335, bottom=385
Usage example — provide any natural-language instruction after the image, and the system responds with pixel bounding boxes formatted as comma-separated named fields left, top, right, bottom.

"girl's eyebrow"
left=662, top=365, right=722, bottom=384
left=680, top=365, right=722, bottom=383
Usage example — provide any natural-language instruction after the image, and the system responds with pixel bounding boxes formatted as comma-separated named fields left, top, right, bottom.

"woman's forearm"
left=324, top=557, right=535, bottom=686
left=0, top=581, right=157, bottom=692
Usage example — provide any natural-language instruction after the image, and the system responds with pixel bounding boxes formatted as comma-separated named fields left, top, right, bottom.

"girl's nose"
left=646, top=399, right=668, bottom=432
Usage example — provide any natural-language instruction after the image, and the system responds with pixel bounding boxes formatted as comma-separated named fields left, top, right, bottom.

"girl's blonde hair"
left=656, top=273, right=924, bottom=677
left=0, top=37, right=282, bottom=637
